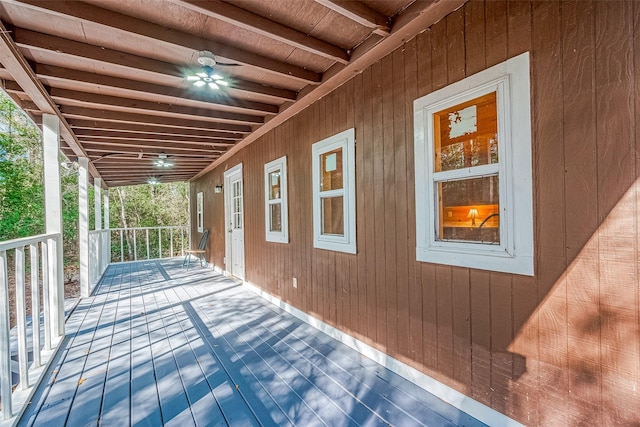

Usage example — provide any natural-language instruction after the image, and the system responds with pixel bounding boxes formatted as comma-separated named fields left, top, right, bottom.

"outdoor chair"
left=183, top=229, right=209, bottom=270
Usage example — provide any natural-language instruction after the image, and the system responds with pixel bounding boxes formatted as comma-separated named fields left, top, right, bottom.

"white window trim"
left=414, top=52, right=534, bottom=276
left=196, top=191, right=204, bottom=233
left=264, top=156, right=289, bottom=243
left=312, top=128, right=357, bottom=254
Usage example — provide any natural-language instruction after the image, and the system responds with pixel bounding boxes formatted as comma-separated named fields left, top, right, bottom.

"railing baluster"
left=30, top=244, right=41, bottom=368
left=0, top=250, right=13, bottom=419
left=158, top=229, right=162, bottom=259
left=170, top=228, right=174, bottom=257
left=15, top=247, right=29, bottom=389
left=146, top=229, right=150, bottom=260
left=133, top=230, right=137, bottom=261
left=181, top=227, right=185, bottom=256
left=41, top=240, right=51, bottom=351
left=120, top=230, right=124, bottom=262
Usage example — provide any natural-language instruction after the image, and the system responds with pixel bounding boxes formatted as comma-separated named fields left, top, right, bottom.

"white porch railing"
left=88, top=229, right=110, bottom=293
left=110, top=226, right=189, bottom=263
left=0, top=233, right=64, bottom=423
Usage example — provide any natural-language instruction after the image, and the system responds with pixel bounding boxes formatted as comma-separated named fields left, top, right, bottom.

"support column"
left=78, top=157, right=89, bottom=298
left=103, top=189, right=110, bottom=267
left=42, top=114, right=64, bottom=338
left=94, top=178, right=102, bottom=231
left=103, top=190, right=109, bottom=229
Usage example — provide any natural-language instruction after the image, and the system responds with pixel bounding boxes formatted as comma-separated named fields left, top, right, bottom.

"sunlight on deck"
left=18, top=259, right=484, bottom=427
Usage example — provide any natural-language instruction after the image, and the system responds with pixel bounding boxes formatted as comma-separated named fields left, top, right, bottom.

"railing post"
left=146, top=228, right=150, bottom=259
left=30, top=244, right=41, bottom=368
left=0, top=251, right=13, bottom=419
left=41, top=240, right=51, bottom=351
left=42, top=114, right=64, bottom=339
left=120, top=230, right=124, bottom=262
left=15, top=247, right=29, bottom=389
left=78, top=157, right=90, bottom=298
left=133, top=230, right=137, bottom=261
left=158, top=228, right=162, bottom=259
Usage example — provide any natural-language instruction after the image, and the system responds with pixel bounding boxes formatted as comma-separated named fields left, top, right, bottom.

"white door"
left=224, top=164, right=245, bottom=280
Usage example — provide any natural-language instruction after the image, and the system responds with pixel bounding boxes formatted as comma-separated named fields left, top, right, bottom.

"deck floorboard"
left=18, top=260, right=486, bottom=427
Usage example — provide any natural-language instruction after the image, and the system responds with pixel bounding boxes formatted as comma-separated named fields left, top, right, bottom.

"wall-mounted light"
left=214, top=184, right=223, bottom=193
left=467, top=208, right=479, bottom=226
left=148, top=177, right=160, bottom=185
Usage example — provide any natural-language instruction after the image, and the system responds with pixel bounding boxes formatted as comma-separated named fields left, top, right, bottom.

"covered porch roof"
left=0, top=0, right=465, bottom=187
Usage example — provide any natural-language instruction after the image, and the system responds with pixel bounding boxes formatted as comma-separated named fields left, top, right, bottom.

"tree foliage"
left=0, top=90, right=189, bottom=267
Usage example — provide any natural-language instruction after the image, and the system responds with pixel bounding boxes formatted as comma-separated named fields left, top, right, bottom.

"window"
left=413, top=52, right=533, bottom=275
left=312, top=128, right=356, bottom=254
left=264, top=156, right=289, bottom=243
left=196, top=191, right=203, bottom=233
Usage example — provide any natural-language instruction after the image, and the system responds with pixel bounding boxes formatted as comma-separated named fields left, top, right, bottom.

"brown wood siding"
left=192, top=1, right=640, bottom=424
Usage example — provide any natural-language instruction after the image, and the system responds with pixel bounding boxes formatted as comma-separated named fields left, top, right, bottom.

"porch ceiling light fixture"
left=154, top=153, right=173, bottom=168
left=187, top=51, right=229, bottom=90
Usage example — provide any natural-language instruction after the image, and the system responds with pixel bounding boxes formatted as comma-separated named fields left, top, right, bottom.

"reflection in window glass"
left=438, top=175, right=500, bottom=243
left=434, top=92, right=498, bottom=172
left=321, top=148, right=343, bottom=191
left=321, top=196, right=344, bottom=236
left=270, top=203, right=282, bottom=232
left=269, top=170, right=281, bottom=200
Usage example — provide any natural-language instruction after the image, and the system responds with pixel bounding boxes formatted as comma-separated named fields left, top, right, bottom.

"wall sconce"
left=214, top=185, right=223, bottom=193
left=467, top=208, right=479, bottom=226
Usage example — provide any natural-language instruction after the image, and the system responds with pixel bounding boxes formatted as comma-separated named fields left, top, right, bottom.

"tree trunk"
left=117, top=188, right=133, bottom=260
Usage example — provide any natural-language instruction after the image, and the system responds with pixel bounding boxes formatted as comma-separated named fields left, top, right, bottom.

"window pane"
left=270, top=203, right=282, bottom=232
left=438, top=175, right=499, bottom=243
left=321, top=148, right=343, bottom=191
left=268, top=170, right=281, bottom=200
left=321, top=196, right=344, bottom=236
left=434, top=92, right=498, bottom=172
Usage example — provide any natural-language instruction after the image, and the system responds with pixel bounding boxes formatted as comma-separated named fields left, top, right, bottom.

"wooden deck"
left=18, top=260, right=485, bottom=427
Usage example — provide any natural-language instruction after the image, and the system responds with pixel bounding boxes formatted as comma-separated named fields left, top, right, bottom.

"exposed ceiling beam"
left=77, top=138, right=227, bottom=153
left=84, top=144, right=221, bottom=158
left=171, top=0, right=349, bottom=64
left=313, top=0, right=391, bottom=36
left=32, top=64, right=279, bottom=115
left=0, top=19, right=104, bottom=182
left=10, top=30, right=299, bottom=101
left=75, top=131, right=235, bottom=146
left=8, top=0, right=322, bottom=84
left=68, top=119, right=244, bottom=140
left=59, top=105, right=253, bottom=133
left=72, top=126, right=241, bottom=142
left=49, top=88, right=264, bottom=125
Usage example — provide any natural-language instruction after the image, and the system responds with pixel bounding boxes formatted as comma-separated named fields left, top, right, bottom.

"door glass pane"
left=268, top=170, right=281, bottom=200
left=269, top=203, right=282, bottom=232
left=438, top=175, right=499, bottom=243
left=321, top=196, right=344, bottom=236
left=434, top=92, right=498, bottom=172
left=320, top=148, right=343, bottom=191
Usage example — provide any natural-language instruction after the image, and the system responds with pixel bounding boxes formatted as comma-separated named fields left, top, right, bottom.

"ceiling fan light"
left=187, top=75, right=200, bottom=81
left=193, top=80, right=206, bottom=87
left=208, top=82, right=220, bottom=90
left=196, top=72, right=208, bottom=78
left=217, top=80, right=229, bottom=86
left=212, top=74, right=224, bottom=80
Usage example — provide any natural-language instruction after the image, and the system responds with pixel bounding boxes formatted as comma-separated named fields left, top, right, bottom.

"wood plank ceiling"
left=0, top=0, right=465, bottom=187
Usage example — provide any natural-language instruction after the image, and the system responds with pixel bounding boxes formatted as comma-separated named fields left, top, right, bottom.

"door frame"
left=223, top=163, right=244, bottom=280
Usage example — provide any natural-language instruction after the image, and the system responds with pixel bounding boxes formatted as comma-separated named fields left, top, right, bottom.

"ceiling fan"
left=187, top=51, right=232, bottom=90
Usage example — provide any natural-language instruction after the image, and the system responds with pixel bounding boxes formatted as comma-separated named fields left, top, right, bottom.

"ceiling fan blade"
left=216, top=80, right=229, bottom=87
